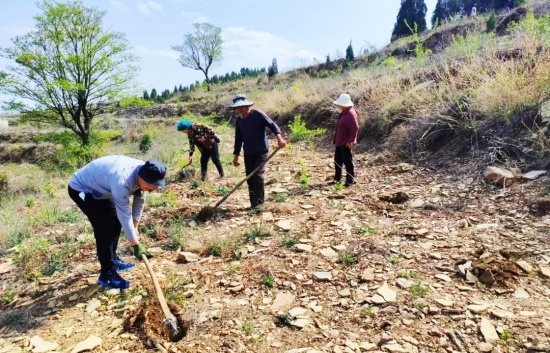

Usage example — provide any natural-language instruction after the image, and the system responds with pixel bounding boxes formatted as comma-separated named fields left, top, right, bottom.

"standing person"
left=231, top=94, right=286, bottom=209
left=68, top=155, right=166, bottom=289
left=331, top=93, right=359, bottom=187
left=177, top=120, right=224, bottom=181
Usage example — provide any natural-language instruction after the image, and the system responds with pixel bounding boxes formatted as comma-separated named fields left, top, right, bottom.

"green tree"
left=171, top=23, right=223, bottom=92
left=267, top=57, right=278, bottom=81
left=0, top=0, right=137, bottom=146
left=345, top=41, right=355, bottom=67
left=392, top=0, right=428, bottom=41
left=325, top=54, right=331, bottom=69
left=143, top=90, right=150, bottom=100
left=150, top=88, right=157, bottom=101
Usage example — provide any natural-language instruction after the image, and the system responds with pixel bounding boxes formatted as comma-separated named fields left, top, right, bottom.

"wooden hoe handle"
left=141, top=254, right=175, bottom=320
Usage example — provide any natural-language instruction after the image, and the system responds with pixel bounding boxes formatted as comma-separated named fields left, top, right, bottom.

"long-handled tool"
left=141, top=254, right=184, bottom=341
left=197, top=147, right=281, bottom=221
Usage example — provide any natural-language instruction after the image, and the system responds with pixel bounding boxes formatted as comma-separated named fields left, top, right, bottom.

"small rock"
left=479, top=317, right=499, bottom=343
left=30, top=336, right=59, bottom=353
left=467, top=304, right=488, bottom=313
left=177, top=252, right=200, bottom=263
left=515, top=260, right=533, bottom=273
left=85, top=299, right=101, bottom=314
left=478, top=342, right=493, bottom=352
left=70, top=335, right=102, bottom=353
left=295, top=244, right=312, bottom=253
left=338, top=288, right=351, bottom=297
left=513, top=287, right=530, bottom=299
left=435, top=274, right=452, bottom=282
left=277, top=219, right=292, bottom=231
left=376, top=282, right=396, bottom=302
left=540, top=266, right=550, bottom=278
left=288, top=307, right=307, bottom=317
left=270, top=292, right=295, bottom=312
left=360, top=268, right=375, bottom=282
left=313, top=272, right=332, bottom=281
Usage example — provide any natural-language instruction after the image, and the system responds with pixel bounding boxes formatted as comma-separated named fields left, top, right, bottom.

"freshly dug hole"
left=125, top=300, right=189, bottom=343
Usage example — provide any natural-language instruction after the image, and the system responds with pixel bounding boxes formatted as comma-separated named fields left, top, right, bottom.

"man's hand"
left=132, top=243, right=149, bottom=260
left=232, top=155, right=240, bottom=167
left=346, top=142, right=356, bottom=149
left=276, top=134, right=287, bottom=149
left=189, top=156, right=193, bottom=164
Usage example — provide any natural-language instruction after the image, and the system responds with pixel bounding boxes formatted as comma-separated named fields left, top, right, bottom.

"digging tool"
left=197, top=147, right=281, bottom=221
left=141, top=254, right=184, bottom=341
left=177, top=161, right=194, bottom=179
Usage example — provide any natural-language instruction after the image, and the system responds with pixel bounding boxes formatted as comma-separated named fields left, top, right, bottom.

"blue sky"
left=0, top=0, right=437, bottom=108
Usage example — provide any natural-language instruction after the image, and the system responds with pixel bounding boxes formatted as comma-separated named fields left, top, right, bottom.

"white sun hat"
left=333, top=93, right=354, bottom=107
left=230, top=94, right=254, bottom=108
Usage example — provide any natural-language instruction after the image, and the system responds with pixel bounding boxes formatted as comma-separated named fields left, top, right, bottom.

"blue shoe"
left=98, top=269, right=130, bottom=289
left=114, top=258, right=136, bottom=272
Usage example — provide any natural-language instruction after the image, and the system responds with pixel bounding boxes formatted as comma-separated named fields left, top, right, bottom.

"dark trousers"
left=334, top=146, right=355, bottom=184
left=68, top=186, right=121, bottom=275
left=244, top=151, right=268, bottom=207
left=199, top=141, right=224, bottom=180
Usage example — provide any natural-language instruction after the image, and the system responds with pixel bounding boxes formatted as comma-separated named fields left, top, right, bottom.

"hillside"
left=1, top=2, right=550, bottom=353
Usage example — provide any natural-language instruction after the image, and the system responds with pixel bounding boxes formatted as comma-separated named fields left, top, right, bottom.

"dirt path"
left=1, top=145, right=550, bottom=353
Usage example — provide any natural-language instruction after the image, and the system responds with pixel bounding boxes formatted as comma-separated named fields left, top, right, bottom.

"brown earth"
left=2, top=144, right=550, bottom=353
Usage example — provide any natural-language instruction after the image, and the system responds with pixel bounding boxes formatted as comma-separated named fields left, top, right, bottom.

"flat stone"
left=376, top=283, right=396, bottom=302
left=478, top=342, right=493, bottom=352
left=395, top=278, right=414, bottom=289
left=434, top=298, right=454, bottom=307
left=295, top=244, right=312, bottom=253
left=85, top=298, right=101, bottom=314
left=290, top=318, right=309, bottom=328
left=513, top=287, right=530, bottom=299
left=360, top=268, right=375, bottom=282
left=467, top=304, right=488, bottom=313
left=70, top=335, right=102, bottom=353
left=382, top=343, right=408, bottom=352
left=289, top=307, right=307, bottom=317
left=540, top=266, right=550, bottom=278
left=489, top=309, right=515, bottom=319
left=30, top=336, right=59, bottom=353
left=313, top=272, right=332, bottom=281
left=270, top=292, right=295, bottom=312
left=319, top=248, right=337, bottom=258
left=435, top=274, right=452, bottom=282
left=177, top=251, right=200, bottom=263
left=479, top=317, right=499, bottom=343
left=277, top=219, right=293, bottom=231
left=516, top=260, right=533, bottom=273
left=338, top=288, right=351, bottom=297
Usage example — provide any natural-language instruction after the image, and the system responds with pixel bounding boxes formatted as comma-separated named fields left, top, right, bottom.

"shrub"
left=289, top=115, right=326, bottom=142
left=262, top=275, right=275, bottom=287
left=139, top=133, right=153, bottom=152
left=486, top=11, right=497, bottom=32
left=119, top=96, right=154, bottom=108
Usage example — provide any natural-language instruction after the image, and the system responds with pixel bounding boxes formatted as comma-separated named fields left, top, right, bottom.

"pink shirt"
left=334, top=107, right=359, bottom=147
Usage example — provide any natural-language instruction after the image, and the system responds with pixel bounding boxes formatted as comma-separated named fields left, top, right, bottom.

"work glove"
left=132, top=244, right=149, bottom=260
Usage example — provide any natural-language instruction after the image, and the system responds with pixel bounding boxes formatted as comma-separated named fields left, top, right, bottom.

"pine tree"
left=267, top=57, right=278, bottom=81
left=173, top=85, right=178, bottom=95
left=345, top=41, right=355, bottom=63
left=142, top=90, right=150, bottom=100
left=150, top=88, right=157, bottom=101
left=178, top=84, right=183, bottom=92
left=392, top=0, right=428, bottom=41
left=325, top=54, right=331, bottom=69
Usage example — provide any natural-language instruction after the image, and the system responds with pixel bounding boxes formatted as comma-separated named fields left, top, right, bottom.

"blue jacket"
left=233, top=109, right=281, bottom=155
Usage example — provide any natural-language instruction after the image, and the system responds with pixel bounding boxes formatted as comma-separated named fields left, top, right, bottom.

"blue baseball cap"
left=138, top=160, right=166, bottom=188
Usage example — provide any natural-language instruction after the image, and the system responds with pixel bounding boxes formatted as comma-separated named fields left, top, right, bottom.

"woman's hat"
left=333, top=93, right=354, bottom=107
left=177, top=120, right=192, bottom=131
left=230, top=94, right=254, bottom=108
left=138, top=160, right=167, bottom=188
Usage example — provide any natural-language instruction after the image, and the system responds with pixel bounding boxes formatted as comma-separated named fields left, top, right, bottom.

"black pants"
left=68, top=186, right=121, bottom=275
left=244, top=151, right=268, bottom=207
left=199, top=141, right=224, bottom=180
left=334, top=146, right=355, bottom=184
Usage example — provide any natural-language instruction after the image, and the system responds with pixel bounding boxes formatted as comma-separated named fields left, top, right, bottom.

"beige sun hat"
left=230, top=94, right=254, bottom=108
left=333, top=93, right=354, bottom=107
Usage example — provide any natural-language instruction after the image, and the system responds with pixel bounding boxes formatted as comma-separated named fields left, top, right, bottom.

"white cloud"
left=137, top=1, right=163, bottom=16
left=110, top=0, right=126, bottom=8
left=136, top=46, right=179, bottom=59
left=221, top=27, right=318, bottom=72
left=180, top=11, right=207, bottom=24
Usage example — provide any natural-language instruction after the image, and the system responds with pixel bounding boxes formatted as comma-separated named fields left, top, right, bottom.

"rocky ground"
left=1, top=144, right=550, bottom=353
